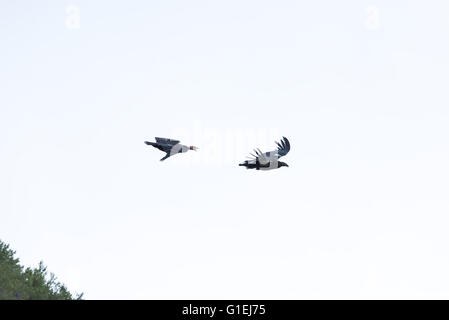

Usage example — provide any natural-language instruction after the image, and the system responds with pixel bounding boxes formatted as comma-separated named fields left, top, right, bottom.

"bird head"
left=189, top=146, right=199, bottom=151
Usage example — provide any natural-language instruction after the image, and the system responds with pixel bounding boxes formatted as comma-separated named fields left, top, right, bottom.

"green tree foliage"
left=0, top=239, right=83, bottom=300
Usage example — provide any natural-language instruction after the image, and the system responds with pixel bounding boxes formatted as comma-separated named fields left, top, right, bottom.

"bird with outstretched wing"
left=145, top=137, right=198, bottom=161
left=239, top=136, right=290, bottom=170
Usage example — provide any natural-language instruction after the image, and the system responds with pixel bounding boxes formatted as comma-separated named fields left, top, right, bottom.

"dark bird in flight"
left=239, top=136, right=290, bottom=170
left=144, top=137, right=198, bottom=161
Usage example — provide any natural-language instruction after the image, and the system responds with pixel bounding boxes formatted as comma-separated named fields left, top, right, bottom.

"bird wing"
left=155, top=137, right=180, bottom=145
left=247, top=148, right=270, bottom=165
left=247, top=137, right=290, bottom=162
left=265, top=136, right=290, bottom=158
left=160, top=153, right=171, bottom=161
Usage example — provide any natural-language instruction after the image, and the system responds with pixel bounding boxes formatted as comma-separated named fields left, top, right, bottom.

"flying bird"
left=239, top=136, right=290, bottom=170
left=144, top=137, right=198, bottom=161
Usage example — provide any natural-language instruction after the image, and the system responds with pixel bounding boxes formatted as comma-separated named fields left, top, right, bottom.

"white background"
left=1, top=0, right=449, bottom=299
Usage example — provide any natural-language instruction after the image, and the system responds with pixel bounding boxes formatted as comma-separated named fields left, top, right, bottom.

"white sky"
left=1, top=0, right=449, bottom=299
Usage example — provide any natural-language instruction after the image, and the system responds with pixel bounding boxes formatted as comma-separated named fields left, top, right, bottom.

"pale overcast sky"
left=1, top=0, right=449, bottom=299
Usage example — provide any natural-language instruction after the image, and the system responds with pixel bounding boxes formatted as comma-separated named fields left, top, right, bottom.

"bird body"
left=145, top=137, right=198, bottom=161
left=239, top=137, right=290, bottom=170
left=239, top=159, right=289, bottom=170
